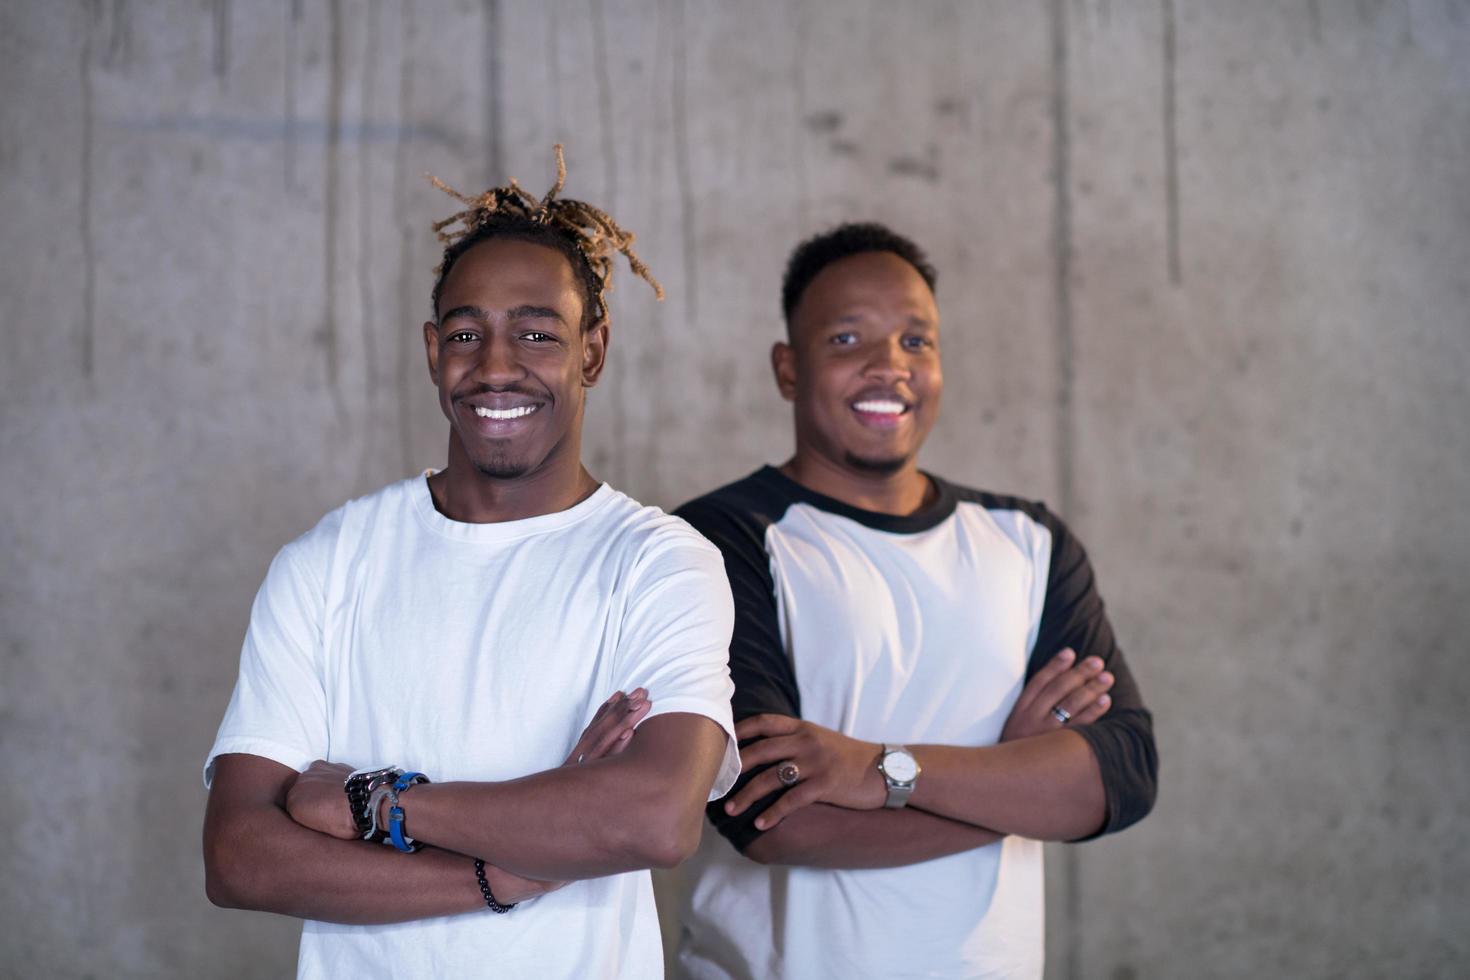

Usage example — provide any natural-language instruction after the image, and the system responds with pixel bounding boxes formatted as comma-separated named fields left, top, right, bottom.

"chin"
left=843, top=450, right=910, bottom=475
left=472, top=452, right=536, bottom=480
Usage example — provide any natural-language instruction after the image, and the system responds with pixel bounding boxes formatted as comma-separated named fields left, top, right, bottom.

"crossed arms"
left=204, top=700, right=726, bottom=925
left=728, top=649, right=1119, bottom=868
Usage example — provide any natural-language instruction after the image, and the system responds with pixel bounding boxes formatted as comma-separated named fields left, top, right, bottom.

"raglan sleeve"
left=674, top=496, right=799, bottom=853
left=202, top=523, right=333, bottom=788
left=1026, top=504, right=1159, bottom=838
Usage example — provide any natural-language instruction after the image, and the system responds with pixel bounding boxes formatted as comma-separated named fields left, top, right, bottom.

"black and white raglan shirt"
left=673, top=465, right=1157, bottom=980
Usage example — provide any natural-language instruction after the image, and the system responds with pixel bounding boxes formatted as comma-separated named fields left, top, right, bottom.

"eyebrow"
left=438, top=304, right=569, bottom=326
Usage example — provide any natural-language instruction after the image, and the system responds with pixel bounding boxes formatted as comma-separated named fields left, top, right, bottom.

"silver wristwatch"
left=877, top=744, right=921, bottom=809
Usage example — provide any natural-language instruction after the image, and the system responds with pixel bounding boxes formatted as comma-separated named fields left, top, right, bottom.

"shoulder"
left=938, top=477, right=1077, bottom=557
left=674, top=467, right=797, bottom=546
left=267, top=476, right=418, bottom=585
left=593, top=485, right=726, bottom=572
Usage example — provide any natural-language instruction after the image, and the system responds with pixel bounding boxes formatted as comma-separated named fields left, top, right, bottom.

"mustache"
left=451, top=382, right=547, bottom=403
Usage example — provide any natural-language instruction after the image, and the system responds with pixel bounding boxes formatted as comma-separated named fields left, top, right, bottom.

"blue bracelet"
left=387, top=772, right=430, bottom=853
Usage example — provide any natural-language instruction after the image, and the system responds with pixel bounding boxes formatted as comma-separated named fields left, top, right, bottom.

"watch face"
left=883, top=750, right=918, bottom=783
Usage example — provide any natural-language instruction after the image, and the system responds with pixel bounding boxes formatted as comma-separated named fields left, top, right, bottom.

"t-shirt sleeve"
left=675, top=497, right=798, bottom=853
left=202, top=532, right=331, bottom=788
left=1024, top=505, right=1159, bottom=839
left=614, top=531, right=741, bottom=801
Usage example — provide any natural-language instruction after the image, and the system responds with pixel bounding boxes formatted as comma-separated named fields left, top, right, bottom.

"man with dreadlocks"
left=673, top=223, right=1157, bottom=978
left=202, top=146, right=738, bottom=979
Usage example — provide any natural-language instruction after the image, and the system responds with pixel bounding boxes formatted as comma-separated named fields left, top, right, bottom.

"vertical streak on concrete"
left=547, top=4, right=562, bottom=136
left=1308, top=0, right=1322, bottom=44
left=357, top=0, right=382, bottom=484
left=1162, top=0, right=1181, bottom=286
left=284, top=0, right=302, bottom=190
left=324, top=0, right=344, bottom=396
left=1048, top=0, right=1076, bottom=518
left=671, top=0, right=697, bottom=329
left=394, top=2, right=418, bottom=475
left=1048, top=0, right=1079, bottom=970
left=589, top=0, right=625, bottom=483
left=791, top=0, right=810, bottom=233
left=590, top=0, right=618, bottom=210
left=483, top=0, right=503, bottom=182
left=212, top=0, right=230, bottom=86
left=105, top=0, right=129, bottom=68
left=81, top=0, right=97, bottom=379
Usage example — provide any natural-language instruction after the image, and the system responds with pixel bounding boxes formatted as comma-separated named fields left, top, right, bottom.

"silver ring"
left=1050, top=705, right=1072, bottom=725
left=776, top=762, right=801, bottom=787
left=577, top=753, right=586, bottom=765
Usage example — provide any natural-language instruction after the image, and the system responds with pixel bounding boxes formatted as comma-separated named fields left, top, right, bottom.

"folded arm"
left=370, top=713, right=728, bottom=879
left=203, top=692, right=723, bottom=923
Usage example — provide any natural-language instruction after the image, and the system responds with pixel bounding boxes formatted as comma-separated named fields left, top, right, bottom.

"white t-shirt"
left=205, top=474, right=740, bottom=979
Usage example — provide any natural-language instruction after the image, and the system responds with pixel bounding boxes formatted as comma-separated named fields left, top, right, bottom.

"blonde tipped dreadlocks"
left=427, top=145, right=663, bottom=324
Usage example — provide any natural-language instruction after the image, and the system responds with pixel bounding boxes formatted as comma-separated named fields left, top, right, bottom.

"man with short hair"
left=202, top=148, right=739, bottom=979
left=675, top=223, right=1157, bottom=979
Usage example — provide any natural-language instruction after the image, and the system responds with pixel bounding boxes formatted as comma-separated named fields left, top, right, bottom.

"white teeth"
left=474, top=405, right=537, bottom=420
left=853, top=400, right=905, bottom=415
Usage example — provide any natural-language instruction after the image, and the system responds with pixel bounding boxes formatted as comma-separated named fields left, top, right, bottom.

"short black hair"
left=432, top=215, right=603, bottom=330
left=780, top=222, right=938, bottom=325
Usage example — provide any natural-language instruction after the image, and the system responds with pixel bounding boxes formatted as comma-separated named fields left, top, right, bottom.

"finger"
left=564, top=693, right=628, bottom=764
left=735, top=714, right=801, bottom=741
left=737, top=734, right=803, bottom=771
left=578, top=694, right=652, bottom=762
left=594, top=694, right=650, bottom=752
left=1016, top=648, right=1077, bottom=711
left=753, top=780, right=823, bottom=830
left=604, top=727, right=636, bottom=757
left=1068, top=693, right=1112, bottom=727
left=591, top=691, right=625, bottom=722
left=1035, top=656, right=1104, bottom=711
left=1057, top=673, right=1113, bottom=722
left=724, top=767, right=789, bottom=816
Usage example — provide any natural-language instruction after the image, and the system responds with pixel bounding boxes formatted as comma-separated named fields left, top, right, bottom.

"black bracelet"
left=474, top=859, right=518, bottom=913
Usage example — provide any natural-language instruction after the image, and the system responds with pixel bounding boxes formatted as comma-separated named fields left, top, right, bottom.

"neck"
left=780, top=450, right=934, bottom=517
left=428, top=434, right=599, bottom=524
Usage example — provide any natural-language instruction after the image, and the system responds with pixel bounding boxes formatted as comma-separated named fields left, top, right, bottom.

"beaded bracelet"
left=474, top=859, right=518, bottom=913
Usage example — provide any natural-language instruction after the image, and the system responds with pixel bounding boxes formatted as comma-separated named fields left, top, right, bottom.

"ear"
left=771, top=340, right=798, bottom=402
left=581, top=319, right=610, bottom=387
left=423, top=320, right=441, bottom=385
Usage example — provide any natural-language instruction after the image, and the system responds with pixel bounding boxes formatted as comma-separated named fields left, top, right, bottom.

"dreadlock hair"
left=428, top=144, right=663, bottom=329
left=780, top=222, right=938, bottom=337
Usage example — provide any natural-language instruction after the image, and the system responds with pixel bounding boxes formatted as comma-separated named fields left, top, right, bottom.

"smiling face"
left=424, top=236, right=607, bottom=483
left=775, top=250, right=942, bottom=477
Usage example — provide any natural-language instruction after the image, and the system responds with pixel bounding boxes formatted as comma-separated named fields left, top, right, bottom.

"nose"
left=475, top=332, right=526, bottom=386
left=862, top=335, right=912, bottom=382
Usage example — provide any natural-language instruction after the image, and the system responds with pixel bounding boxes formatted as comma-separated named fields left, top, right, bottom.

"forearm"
left=401, top=713, right=725, bottom=879
left=908, top=729, right=1105, bottom=840
left=743, top=803, right=1001, bottom=869
left=205, top=799, right=510, bottom=924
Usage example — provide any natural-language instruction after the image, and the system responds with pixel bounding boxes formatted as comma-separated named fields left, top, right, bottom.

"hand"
left=724, top=715, right=884, bottom=831
left=563, top=688, right=651, bottom=766
left=1000, top=648, right=1113, bottom=742
left=285, top=760, right=359, bottom=839
left=464, top=689, right=654, bottom=905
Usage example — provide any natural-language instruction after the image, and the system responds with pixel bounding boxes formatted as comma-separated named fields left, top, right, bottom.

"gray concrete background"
left=2, top=1, right=1467, bottom=977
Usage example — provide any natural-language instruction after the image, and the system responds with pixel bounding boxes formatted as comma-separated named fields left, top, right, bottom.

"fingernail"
left=1087, top=657, right=1103, bottom=669
left=725, top=802, right=735, bottom=814
left=1099, top=695, right=1111, bottom=705
left=1059, top=649, right=1076, bottom=663
left=1100, top=673, right=1113, bottom=684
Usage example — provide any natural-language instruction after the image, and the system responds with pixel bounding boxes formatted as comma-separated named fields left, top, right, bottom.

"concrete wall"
left=2, top=1, right=1467, bottom=976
